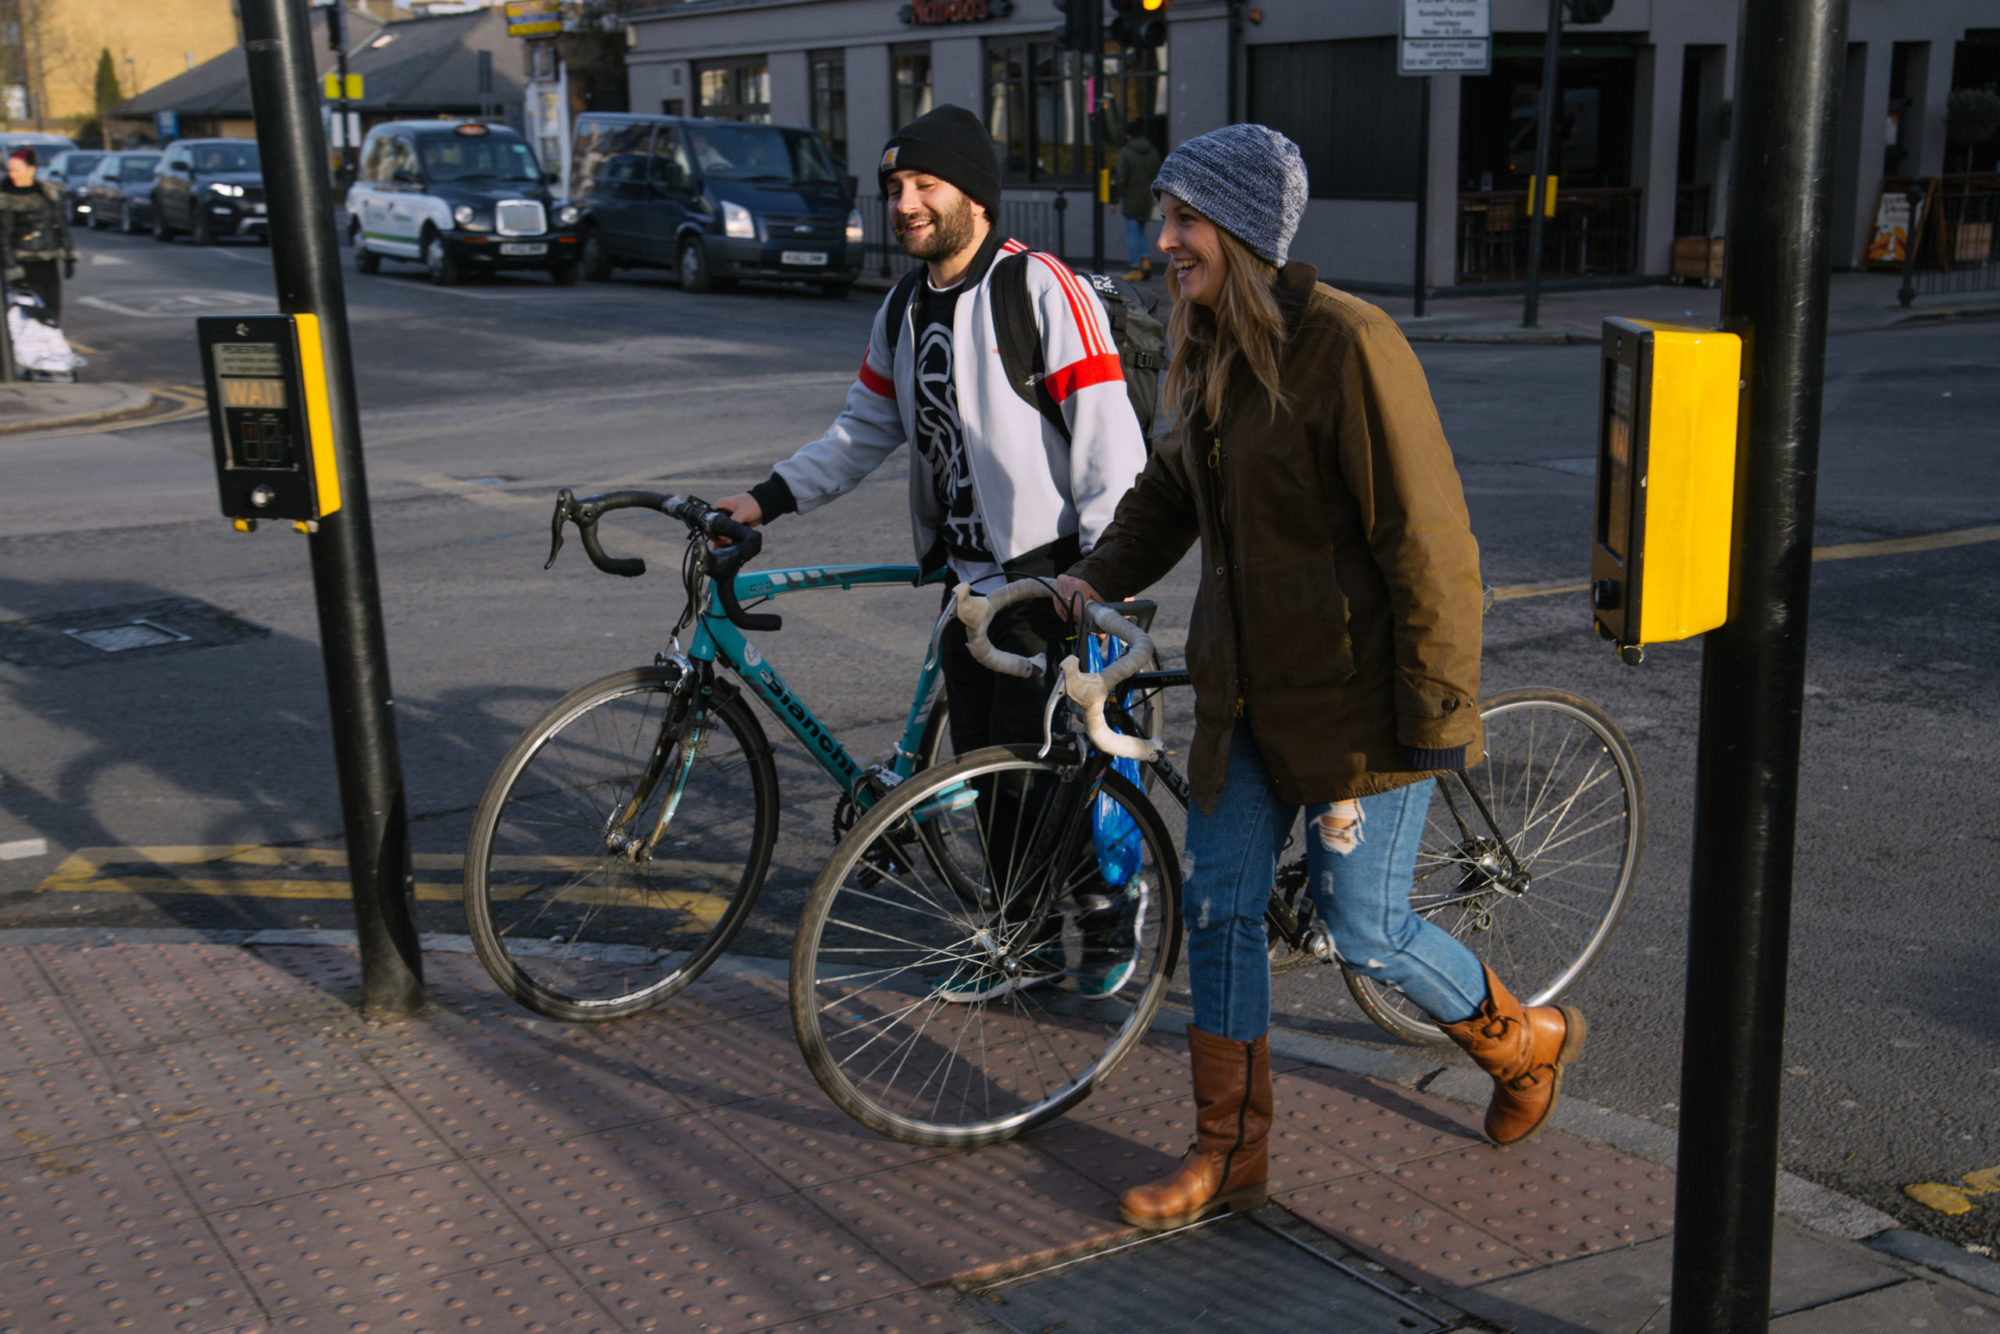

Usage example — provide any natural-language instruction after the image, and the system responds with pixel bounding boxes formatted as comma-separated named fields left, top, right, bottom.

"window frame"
left=695, top=55, right=772, bottom=124
left=809, top=48, right=848, bottom=166
left=984, top=36, right=1166, bottom=187
left=892, top=43, right=932, bottom=132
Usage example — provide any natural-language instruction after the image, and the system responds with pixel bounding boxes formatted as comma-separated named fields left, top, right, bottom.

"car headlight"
left=845, top=208, right=864, bottom=244
left=452, top=203, right=490, bottom=231
left=209, top=182, right=244, bottom=198
left=554, top=203, right=579, bottom=227
left=721, top=200, right=756, bottom=240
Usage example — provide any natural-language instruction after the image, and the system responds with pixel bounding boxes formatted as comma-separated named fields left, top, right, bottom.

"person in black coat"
left=1, top=147, right=78, bottom=321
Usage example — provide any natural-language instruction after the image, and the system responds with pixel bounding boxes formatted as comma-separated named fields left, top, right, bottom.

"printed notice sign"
left=1401, top=0, right=1490, bottom=74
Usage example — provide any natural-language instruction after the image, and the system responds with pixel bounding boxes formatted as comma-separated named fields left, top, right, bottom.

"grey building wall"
left=623, top=0, right=1999, bottom=283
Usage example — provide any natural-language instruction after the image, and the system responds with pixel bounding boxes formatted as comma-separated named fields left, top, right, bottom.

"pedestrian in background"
left=1057, top=124, right=1588, bottom=1232
left=1111, top=121, right=1161, bottom=282
left=1, top=148, right=78, bottom=322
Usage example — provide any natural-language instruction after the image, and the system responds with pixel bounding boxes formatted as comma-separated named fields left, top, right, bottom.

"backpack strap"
left=882, top=265, right=926, bottom=352
left=990, top=250, right=1072, bottom=442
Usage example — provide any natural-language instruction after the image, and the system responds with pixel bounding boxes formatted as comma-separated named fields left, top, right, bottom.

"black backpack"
left=886, top=252, right=1166, bottom=446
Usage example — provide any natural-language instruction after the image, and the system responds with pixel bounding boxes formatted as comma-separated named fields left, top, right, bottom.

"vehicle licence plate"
left=500, top=242, right=546, bottom=256
left=781, top=250, right=829, bottom=267
left=252, top=203, right=267, bottom=214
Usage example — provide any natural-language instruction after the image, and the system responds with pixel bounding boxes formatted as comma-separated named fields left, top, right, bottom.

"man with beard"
left=715, top=104, right=1149, bottom=1000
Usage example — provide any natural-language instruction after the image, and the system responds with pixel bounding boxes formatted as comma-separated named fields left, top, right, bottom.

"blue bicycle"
left=462, top=489, right=1166, bottom=1021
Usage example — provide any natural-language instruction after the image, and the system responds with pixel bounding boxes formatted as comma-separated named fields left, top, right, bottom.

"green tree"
left=93, top=47, right=120, bottom=114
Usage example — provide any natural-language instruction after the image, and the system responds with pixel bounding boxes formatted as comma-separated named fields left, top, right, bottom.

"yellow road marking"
left=1905, top=1164, right=2000, bottom=1215
left=1490, top=524, right=2000, bottom=603
left=37, top=844, right=739, bottom=925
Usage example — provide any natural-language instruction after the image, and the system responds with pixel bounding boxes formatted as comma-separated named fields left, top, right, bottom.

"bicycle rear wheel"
left=792, top=745, right=1182, bottom=1147
left=464, top=666, right=779, bottom=1021
left=1344, top=688, right=1645, bottom=1046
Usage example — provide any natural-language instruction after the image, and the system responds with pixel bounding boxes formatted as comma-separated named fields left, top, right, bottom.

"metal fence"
left=853, top=191, right=1074, bottom=280
left=1456, top=187, right=1643, bottom=284
left=1911, top=174, right=2000, bottom=297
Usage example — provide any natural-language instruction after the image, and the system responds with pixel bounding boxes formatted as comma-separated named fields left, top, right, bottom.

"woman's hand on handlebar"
left=1052, top=573, right=1105, bottom=622
left=709, top=494, right=763, bottom=547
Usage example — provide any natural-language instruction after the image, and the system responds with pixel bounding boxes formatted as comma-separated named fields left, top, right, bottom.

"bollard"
left=1897, top=182, right=1925, bottom=308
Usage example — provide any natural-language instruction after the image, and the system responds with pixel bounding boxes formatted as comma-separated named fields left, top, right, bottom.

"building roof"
left=114, top=6, right=522, bottom=121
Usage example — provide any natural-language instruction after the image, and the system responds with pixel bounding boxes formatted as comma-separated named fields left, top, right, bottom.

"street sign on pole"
left=505, top=0, right=562, bottom=38
left=1400, top=0, right=1490, bottom=76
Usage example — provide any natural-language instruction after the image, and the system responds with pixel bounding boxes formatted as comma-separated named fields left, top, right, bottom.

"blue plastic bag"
left=1086, top=632, right=1143, bottom=887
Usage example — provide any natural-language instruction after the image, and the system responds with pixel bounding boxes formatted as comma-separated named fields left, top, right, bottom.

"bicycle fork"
left=604, top=670, right=709, bottom=864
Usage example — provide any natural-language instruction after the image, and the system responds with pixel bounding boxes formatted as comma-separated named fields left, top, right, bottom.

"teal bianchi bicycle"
left=460, top=488, right=1165, bottom=1022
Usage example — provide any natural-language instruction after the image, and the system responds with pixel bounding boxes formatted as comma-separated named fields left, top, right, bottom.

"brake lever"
left=544, top=488, right=576, bottom=570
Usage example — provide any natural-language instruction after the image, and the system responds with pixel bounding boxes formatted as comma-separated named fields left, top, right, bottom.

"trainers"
left=935, top=943, right=1066, bottom=1003
left=1075, top=877, right=1149, bottom=1000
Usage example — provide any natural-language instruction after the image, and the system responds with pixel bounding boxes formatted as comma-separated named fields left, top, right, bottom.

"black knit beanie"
left=877, top=104, right=1002, bottom=220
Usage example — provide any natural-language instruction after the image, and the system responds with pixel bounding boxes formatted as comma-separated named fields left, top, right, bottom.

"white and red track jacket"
left=771, top=237, right=1148, bottom=569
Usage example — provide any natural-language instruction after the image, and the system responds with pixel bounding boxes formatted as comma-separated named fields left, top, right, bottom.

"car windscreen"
left=683, top=125, right=840, bottom=187
left=192, top=143, right=261, bottom=173
left=120, top=155, right=160, bottom=182
left=57, top=153, right=103, bottom=176
left=418, top=136, right=540, bottom=184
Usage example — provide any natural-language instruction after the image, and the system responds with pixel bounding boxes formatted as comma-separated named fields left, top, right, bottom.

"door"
left=381, top=137, right=423, bottom=257
left=641, top=126, right=693, bottom=264
left=159, top=149, right=189, bottom=227
left=586, top=121, right=654, bottom=261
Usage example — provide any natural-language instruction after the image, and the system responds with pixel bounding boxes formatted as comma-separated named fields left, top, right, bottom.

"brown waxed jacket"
left=1068, top=261, right=1484, bottom=812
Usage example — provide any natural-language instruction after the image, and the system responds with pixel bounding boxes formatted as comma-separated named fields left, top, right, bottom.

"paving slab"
left=1770, top=1278, right=2000, bottom=1333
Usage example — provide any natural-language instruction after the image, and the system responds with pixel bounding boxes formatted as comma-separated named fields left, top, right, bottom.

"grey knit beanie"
left=1151, top=123, right=1308, bottom=267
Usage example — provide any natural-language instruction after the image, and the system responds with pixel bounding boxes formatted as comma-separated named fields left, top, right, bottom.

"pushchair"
left=6, top=280, right=85, bottom=381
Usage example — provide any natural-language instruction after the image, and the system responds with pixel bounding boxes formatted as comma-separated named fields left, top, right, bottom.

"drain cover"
left=64, top=619, right=193, bottom=653
left=973, top=1210, right=1460, bottom=1334
left=0, top=598, right=269, bottom=669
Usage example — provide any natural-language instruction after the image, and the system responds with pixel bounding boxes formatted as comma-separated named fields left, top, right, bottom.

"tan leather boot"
left=1117, top=1025, right=1271, bottom=1231
left=1436, top=965, right=1587, bottom=1146
left=1122, top=259, right=1153, bottom=282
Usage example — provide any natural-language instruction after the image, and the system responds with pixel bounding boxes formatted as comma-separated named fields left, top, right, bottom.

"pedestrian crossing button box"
left=198, top=314, right=341, bottom=527
left=1591, top=317, right=1741, bottom=658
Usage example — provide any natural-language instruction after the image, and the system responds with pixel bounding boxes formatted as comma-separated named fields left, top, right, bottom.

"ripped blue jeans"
left=1182, top=725, right=1489, bottom=1041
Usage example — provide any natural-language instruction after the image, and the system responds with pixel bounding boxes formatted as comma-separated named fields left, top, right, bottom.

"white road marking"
left=87, top=253, right=127, bottom=266
left=0, top=839, right=50, bottom=861
left=77, top=290, right=268, bottom=318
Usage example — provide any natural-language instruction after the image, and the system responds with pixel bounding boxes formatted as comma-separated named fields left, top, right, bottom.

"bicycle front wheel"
left=464, top=667, right=779, bottom=1021
left=1345, top=688, right=1645, bottom=1046
left=793, top=745, right=1182, bottom=1147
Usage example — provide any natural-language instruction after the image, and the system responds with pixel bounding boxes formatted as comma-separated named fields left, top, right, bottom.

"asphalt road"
left=3, top=225, right=1998, bottom=1258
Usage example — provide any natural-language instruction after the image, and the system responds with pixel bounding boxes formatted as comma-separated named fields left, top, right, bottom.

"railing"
left=1456, top=187, right=1644, bottom=284
left=853, top=191, right=1072, bottom=280
left=1911, top=173, right=2000, bottom=296
left=1675, top=183, right=1712, bottom=238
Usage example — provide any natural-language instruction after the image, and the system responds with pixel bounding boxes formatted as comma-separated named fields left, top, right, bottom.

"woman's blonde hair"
left=1162, top=225, right=1291, bottom=430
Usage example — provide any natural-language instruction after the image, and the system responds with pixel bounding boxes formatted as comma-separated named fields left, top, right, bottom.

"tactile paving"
left=261, top=1254, right=621, bottom=1332
left=0, top=1130, right=193, bottom=1259
left=249, top=943, right=366, bottom=999
left=0, top=1054, right=134, bottom=1159
left=1269, top=1065, right=1487, bottom=1169
left=0, top=950, right=94, bottom=1074
left=560, top=1192, right=907, bottom=1333
left=697, top=1090, right=951, bottom=1190
left=152, top=1087, right=454, bottom=1210
left=764, top=1287, right=987, bottom=1334
left=1278, top=1170, right=1541, bottom=1289
left=213, top=1162, right=542, bottom=1316
left=106, top=1022, right=383, bottom=1124
left=590, top=1012, right=816, bottom=1110
left=1386, top=1142, right=1675, bottom=1264
left=803, top=1142, right=1122, bottom=1287
left=472, top=1111, right=791, bottom=1248
left=0, top=1213, right=263, bottom=1333
left=368, top=1018, right=693, bottom=1156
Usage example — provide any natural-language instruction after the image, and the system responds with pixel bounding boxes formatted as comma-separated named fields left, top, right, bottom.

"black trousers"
left=18, top=259, right=60, bottom=323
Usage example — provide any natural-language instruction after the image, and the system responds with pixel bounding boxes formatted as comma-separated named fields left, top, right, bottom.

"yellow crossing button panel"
left=198, top=313, right=342, bottom=526
left=1591, top=317, right=1741, bottom=656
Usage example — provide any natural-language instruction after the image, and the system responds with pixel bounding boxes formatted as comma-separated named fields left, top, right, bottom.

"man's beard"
left=895, top=194, right=977, bottom=261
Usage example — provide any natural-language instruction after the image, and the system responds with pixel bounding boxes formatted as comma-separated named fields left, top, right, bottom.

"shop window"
left=986, top=37, right=1166, bottom=185
left=697, top=56, right=771, bottom=123
left=894, top=45, right=932, bottom=130
left=1458, top=40, right=1637, bottom=191
left=1249, top=39, right=1420, bottom=199
left=811, top=49, right=848, bottom=165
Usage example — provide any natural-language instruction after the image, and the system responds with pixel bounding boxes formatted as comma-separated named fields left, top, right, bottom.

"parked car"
left=345, top=120, right=581, bottom=285
left=44, top=150, right=104, bottom=222
left=84, top=152, right=162, bottom=233
left=0, top=131, right=78, bottom=165
left=569, top=112, right=861, bottom=298
left=151, top=139, right=265, bottom=244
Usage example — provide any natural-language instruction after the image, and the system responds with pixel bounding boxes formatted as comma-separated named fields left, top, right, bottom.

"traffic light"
left=1109, top=0, right=1167, bottom=48
left=1563, top=0, right=1613, bottom=22
left=1053, top=0, right=1098, bottom=53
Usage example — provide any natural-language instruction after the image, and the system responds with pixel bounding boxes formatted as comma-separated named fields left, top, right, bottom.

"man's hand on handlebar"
left=710, top=494, right=763, bottom=546
left=1053, top=573, right=1105, bottom=623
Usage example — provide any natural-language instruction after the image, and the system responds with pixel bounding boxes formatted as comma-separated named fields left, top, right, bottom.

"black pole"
left=1090, top=2, right=1105, bottom=274
left=328, top=1, right=353, bottom=191
left=1522, top=0, right=1561, bottom=327
left=0, top=223, right=16, bottom=383
left=1413, top=75, right=1431, bottom=318
left=241, top=0, right=425, bottom=1019
left=1669, top=0, right=1848, bottom=1328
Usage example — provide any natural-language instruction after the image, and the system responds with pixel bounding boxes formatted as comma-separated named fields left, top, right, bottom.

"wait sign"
left=1401, top=0, right=1491, bottom=75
